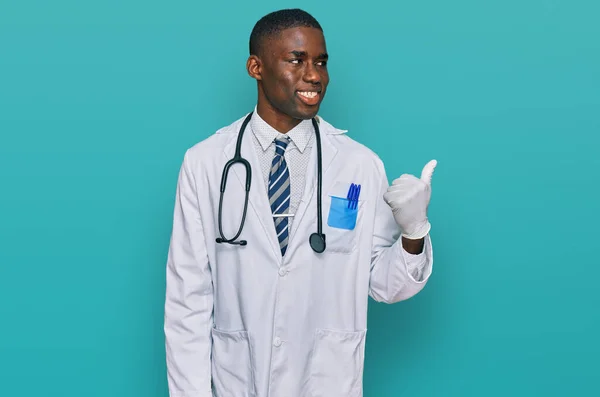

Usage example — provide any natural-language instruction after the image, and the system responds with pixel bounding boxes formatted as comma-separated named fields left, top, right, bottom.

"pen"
left=347, top=183, right=355, bottom=208
left=354, top=184, right=361, bottom=209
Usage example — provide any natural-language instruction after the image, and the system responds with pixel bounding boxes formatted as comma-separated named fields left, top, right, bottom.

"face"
left=247, top=26, right=329, bottom=125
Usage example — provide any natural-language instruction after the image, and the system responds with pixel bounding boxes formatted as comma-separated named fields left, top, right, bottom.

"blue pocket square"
left=327, top=196, right=358, bottom=230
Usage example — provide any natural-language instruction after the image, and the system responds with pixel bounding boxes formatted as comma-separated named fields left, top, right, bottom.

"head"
left=247, top=9, right=329, bottom=130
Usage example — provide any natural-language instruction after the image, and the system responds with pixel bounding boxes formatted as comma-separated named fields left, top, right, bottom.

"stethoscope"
left=215, top=112, right=326, bottom=253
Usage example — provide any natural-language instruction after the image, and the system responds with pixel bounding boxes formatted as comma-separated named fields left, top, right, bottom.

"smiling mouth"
left=296, top=90, right=320, bottom=106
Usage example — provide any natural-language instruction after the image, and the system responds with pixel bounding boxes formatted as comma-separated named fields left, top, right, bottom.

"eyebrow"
left=290, top=50, right=329, bottom=60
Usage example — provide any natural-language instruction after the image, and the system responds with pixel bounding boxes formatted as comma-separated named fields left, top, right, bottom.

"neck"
left=256, top=98, right=301, bottom=134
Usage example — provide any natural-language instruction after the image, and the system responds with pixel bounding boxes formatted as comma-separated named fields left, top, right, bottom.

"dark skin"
left=246, top=27, right=424, bottom=254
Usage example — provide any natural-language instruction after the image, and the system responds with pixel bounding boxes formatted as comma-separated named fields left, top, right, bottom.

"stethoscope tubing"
left=216, top=112, right=325, bottom=253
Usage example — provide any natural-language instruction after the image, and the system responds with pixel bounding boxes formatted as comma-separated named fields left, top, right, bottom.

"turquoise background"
left=1, top=0, right=598, bottom=396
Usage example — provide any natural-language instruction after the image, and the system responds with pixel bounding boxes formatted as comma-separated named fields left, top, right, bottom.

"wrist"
left=401, top=236, right=425, bottom=254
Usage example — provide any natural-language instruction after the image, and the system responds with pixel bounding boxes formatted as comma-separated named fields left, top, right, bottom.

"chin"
left=295, top=106, right=320, bottom=120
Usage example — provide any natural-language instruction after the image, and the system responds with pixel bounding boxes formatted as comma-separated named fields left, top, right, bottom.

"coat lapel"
left=222, top=115, right=281, bottom=261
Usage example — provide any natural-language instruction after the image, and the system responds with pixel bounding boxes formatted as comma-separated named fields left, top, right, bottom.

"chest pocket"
left=324, top=194, right=365, bottom=254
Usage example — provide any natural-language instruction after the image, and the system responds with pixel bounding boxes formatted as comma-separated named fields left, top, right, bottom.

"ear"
left=246, top=55, right=262, bottom=81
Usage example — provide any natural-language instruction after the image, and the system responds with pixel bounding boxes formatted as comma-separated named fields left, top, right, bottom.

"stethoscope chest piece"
left=309, top=233, right=326, bottom=253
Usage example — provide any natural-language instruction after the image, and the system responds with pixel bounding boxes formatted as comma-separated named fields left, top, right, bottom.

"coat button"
left=273, top=337, right=282, bottom=347
left=278, top=268, right=287, bottom=276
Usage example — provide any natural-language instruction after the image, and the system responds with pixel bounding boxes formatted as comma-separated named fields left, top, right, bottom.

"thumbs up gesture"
left=383, top=160, right=437, bottom=240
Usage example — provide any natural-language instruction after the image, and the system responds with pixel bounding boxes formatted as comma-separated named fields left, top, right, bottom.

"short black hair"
left=249, top=8, right=323, bottom=56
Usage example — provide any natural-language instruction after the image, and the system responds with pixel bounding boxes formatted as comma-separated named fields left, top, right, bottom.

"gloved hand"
left=383, top=160, right=437, bottom=239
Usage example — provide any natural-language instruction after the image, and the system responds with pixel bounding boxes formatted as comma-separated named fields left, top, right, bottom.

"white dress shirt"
left=249, top=110, right=314, bottom=230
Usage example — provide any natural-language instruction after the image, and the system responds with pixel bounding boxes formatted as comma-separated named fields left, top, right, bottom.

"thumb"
left=420, top=159, right=437, bottom=185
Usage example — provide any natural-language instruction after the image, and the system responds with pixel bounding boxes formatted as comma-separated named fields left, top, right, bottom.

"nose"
left=303, top=62, right=320, bottom=84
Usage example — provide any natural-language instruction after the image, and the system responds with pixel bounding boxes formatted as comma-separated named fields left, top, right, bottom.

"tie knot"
left=274, top=136, right=289, bottom=156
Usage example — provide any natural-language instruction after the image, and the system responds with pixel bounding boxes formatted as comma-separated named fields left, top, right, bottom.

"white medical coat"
left=164, top=114, right=434, bottom=397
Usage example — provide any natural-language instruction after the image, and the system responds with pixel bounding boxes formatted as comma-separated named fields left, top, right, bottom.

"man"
left=164, top=8, right=436, bottom=397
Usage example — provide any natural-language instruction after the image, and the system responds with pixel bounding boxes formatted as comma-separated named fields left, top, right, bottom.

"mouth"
left=296, top=90, right=321, bottom=106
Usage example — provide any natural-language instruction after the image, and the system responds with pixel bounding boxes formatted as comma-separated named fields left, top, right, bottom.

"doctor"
left=164, top=8, right=436, bottom=397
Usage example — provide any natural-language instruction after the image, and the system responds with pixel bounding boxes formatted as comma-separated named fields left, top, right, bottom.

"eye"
left=289, top=59, right=301, bottom=64
left=317, top=61, right=327, bottom=66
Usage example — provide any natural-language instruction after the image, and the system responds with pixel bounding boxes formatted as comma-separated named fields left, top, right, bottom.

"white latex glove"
left=383, top=160, right=437, bottom=239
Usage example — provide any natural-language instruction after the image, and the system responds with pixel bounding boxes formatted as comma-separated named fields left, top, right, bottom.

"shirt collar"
left=250, top=107, right=314, bottom=153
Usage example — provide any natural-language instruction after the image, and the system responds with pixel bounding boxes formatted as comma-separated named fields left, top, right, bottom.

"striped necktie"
left=268, top=136, right=291, bottom=256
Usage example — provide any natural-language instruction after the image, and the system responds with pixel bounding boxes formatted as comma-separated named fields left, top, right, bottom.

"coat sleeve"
left=368, top=158, right=433, bottom=303
left=164, top=150, right=214, bottom=397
